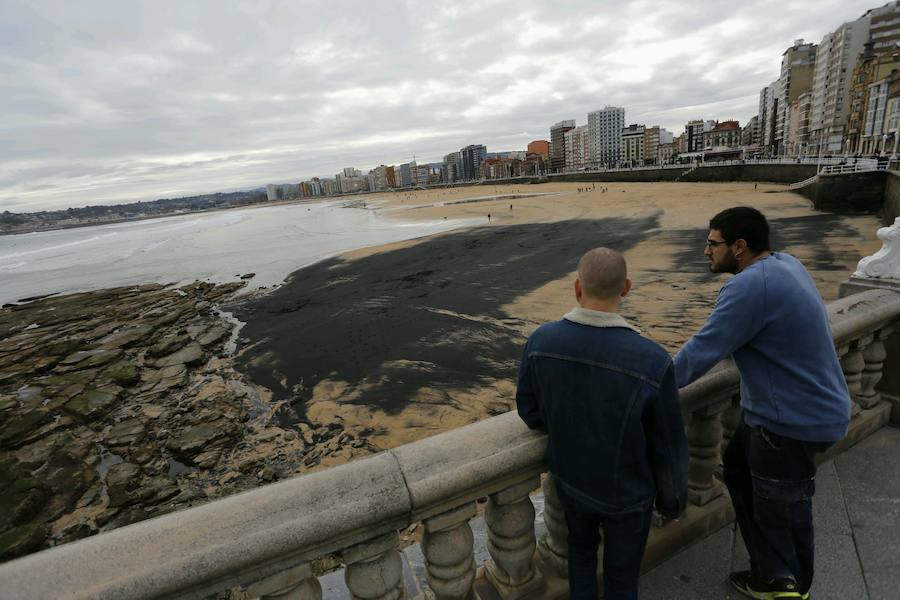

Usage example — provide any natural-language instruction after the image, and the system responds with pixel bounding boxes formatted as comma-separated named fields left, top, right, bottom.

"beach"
left=0, top=181, right=883, bottom=560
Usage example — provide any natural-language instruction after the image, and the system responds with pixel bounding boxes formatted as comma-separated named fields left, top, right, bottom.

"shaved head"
left=577, top=248, right=628, bottom=300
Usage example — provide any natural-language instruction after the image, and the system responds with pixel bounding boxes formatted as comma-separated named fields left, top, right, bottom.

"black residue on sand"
left=230, top=216, right=660, bottom=419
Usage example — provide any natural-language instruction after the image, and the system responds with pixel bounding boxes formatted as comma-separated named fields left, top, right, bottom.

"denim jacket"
left=516, top=307, right=688, bottom=517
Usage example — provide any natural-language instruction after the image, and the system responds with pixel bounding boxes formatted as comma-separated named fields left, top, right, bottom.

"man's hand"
left=654, top=511, right=681, bottom=527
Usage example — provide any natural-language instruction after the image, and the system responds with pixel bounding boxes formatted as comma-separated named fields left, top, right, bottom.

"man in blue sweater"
left=674, top=207, right=851, bottom=600
left=517, top=248, right=688, bottom=600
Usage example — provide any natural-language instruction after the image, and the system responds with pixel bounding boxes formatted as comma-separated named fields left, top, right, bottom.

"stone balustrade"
left=2, top=288, right=899, bottom=600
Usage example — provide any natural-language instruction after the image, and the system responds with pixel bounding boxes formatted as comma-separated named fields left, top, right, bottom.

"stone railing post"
left=247, top=563, right=322, bottom=600
left=484, top=476, right=543, bottom=599
left=687, top=397, right=731, bottom=505
left=537, top=474, right=569, bottom=579
left=344, top=532, right=405, bottom=600
left=859, top=326, right=892, bottom=408
left=839, top=341, right=865, bottom=416
left=719, top=393, right=742, bottom=466
left=421, top=503, right=477, bottom=600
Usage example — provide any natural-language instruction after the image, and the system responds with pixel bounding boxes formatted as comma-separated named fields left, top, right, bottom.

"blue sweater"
left=674, top=252, right=850, bottom=442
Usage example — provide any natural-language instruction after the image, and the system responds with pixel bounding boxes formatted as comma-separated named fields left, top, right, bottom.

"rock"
left=297, top=422, right=317, bottom=446
left=219, top=471, right=241, bottom=485
left=0, top=522, right=48, bottom=561
left=17, top=385, right=43, bottom=403
left=164, top=422, right=227, bottom=461
left=0, top=394, right=17, bottom=413
left=0, top=410, right=53, bottom=449
left=239, top=273, right=255, bottom=280
left=192, top=448, right=223, bottom=469
left=102, top=363, right=140, bottom=387
left=198, top=326, right=229, bottom=347
left=31, top=354, right=61, bottom=373
left=154, top=343, right=205, bottom=368
left=148, top=334, right=190, bottom=359
left=58, top=348, right=123, bottom=370
left=97, top=325, right=156, bottom=349
left=104, top=419, right=145, bottom=447
left=137, top=476, right=180, bottom=504
left=106, top=462, right=142, bottom=508
left=57, top=521, right=95, bottom=544
left=15, top=433, right=64, bottom=470
left=64, top=388, right=121, bottom=420
left=43, top=451, right=96, bottom=498
left=257, top=465, right=277, bottom=482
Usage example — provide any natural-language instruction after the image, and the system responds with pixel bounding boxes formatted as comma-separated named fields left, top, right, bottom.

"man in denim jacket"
left=516, top=248, right=688, bottom=600
left=675, top=207, right=850, bottom=600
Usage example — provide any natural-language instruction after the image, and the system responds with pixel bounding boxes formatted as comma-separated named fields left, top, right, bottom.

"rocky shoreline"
left=0, top=281, right=379, bottom=562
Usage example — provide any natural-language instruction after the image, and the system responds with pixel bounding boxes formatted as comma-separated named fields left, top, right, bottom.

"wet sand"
left=230, top=182, right=882, bottom=451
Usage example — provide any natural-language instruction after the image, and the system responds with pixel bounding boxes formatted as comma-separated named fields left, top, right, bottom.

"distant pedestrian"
left=488, top=213, right=491, bottom=221
left=754, top=183, right=758, bottom=191
left=509, top=204, right=513, bottom=211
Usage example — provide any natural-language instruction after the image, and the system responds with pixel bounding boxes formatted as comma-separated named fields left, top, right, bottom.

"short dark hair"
left=709, top=206, right=771, bottom=253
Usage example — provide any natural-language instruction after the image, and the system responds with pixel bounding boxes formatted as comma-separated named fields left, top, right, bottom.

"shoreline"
left=0, top=182, right=883, bottom=562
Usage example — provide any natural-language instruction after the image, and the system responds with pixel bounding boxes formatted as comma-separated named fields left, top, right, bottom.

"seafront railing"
left=1, top=288, right=899, bottom=600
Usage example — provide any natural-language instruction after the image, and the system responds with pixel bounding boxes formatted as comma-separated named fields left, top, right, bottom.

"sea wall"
left=883, top=171, right=900, bottom=224
left=795, top=171, right=887, bottom=214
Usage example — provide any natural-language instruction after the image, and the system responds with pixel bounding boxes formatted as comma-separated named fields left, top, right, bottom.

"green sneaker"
left=729, top=571, right=803, bottom=599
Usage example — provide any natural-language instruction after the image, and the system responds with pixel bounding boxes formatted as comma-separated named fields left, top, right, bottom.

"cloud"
left=0, top=0, right=881, bottom=211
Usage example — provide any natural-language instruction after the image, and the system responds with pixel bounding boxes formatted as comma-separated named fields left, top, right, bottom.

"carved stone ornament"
left=854, top=217, right=900, bottom=279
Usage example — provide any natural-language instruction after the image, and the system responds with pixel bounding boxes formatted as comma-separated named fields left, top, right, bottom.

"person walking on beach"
left=674, top=207, right=850, bottom=600
left=516, top=248, right=688, bottom=600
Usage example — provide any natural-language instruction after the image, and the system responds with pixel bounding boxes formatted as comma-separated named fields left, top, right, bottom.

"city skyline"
left=1, top=0, right=880, bottom=211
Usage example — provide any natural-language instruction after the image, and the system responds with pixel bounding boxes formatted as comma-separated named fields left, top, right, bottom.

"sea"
left=0, top=200, right=479, bottom=305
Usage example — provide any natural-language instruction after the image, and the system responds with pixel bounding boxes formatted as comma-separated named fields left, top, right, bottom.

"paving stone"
left=806, top=532, right=869, bottom=600
left=812, top=460, right=853, bottom=536
left=834, top=427, right=900, bottom=574
left=641, top=527, right=735, bottom=599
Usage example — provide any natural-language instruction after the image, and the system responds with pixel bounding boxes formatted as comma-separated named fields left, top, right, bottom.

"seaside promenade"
left=312, top=425, right=899, bottom=599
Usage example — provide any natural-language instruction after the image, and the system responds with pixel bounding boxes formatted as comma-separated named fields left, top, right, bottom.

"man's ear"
left=574, top=277, right=582, bottom=300
left=732, top=238, right=748, bottom=256
left=621, top=277, right=632, bottom=298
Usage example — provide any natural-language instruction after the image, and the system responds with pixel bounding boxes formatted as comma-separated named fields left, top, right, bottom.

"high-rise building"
left=369, top=165, right=393, bottom=191
left=810, top=13, right=871, bottom=154
left=685, top=120, right=707, bottom=152
left=442, top=152, right=461, bottom=183
left=549, top=120, right=575, bottom=172
left=587, top=107, right=625, bottom=167
left=564, top=125, right=589, bottom=170
left=621, top=124, right=645, bottom=166
left=769, top=40, right=817, bottom=155
left=742, top=116, right=760, bottom=148
left=459, top=145, right=487, bottom=180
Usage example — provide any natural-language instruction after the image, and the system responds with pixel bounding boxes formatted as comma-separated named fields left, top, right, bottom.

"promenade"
left=316, top=425, right=899, bottom=599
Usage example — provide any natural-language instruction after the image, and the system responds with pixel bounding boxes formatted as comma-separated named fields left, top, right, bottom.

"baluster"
left=687, top=398, right=730, bottom=506
left=421, top=503, right=476, bottom=600
left=247, top=562, right=322, bottom=600
left=344, top=532, right=404, bottom=600
left=537, top=474, right=569, bottom=578
left=719, top=394, right=742, bottom=472
left=840, top=341, right=865, bottom=417
left=484, top=476, right=543, bottom=599
left=859, top=329, right=889, bottom=409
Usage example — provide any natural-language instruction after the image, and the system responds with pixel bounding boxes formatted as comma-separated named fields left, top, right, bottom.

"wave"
left=0, top=235, right=105, bottom=261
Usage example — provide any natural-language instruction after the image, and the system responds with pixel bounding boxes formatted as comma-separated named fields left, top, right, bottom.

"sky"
left=0, top=0, right=884, bottom=212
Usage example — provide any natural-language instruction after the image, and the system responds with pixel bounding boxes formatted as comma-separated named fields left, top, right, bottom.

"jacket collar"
left=563, top=306, right=641, bottom=333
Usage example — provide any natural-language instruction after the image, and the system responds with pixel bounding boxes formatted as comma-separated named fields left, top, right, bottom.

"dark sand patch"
left=230, top=216, right=660, bottom=421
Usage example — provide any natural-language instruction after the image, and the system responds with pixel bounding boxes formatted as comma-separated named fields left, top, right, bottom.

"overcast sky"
left=0, top=0, right=881, bottom=212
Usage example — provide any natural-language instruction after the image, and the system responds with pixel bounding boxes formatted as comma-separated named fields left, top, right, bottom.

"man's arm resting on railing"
left=644, top=360, right=689, bottom=521
left=515, top=339, right=546, bottom=431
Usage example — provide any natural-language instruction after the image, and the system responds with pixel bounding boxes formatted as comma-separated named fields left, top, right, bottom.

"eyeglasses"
left=706, top=239, right=729, bottom=248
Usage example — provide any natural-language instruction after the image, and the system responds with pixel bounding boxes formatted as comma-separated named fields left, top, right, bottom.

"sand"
left=229, top=181, right=883, bottom=455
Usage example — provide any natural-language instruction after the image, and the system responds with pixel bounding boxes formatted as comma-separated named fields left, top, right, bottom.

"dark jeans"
left=723, top=419, right=832, bottom=593
left=561, top=493, right=653, bottom=600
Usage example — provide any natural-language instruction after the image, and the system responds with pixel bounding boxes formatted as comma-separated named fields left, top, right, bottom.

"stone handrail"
left=2, top=288, right=899, bottom=599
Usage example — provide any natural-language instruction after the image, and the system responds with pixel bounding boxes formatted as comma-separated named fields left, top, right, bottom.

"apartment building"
left=549, top=120, right=575, bottom=172
left=564, top=125, right=589, bottom=170
left=587, top=107, right=625, bottom=168
left=621, top=124, right=645, bottom=166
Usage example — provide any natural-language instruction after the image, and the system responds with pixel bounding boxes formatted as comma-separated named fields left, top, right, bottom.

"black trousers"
left=723, top=419, right=831, bottom=593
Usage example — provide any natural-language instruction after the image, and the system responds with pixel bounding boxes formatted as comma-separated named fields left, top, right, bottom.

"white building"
left=564, top=125, right=589, bottom=170
left=810, top=15, right=871, bottom=154
left=587, top=106, right=625, bottom=167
